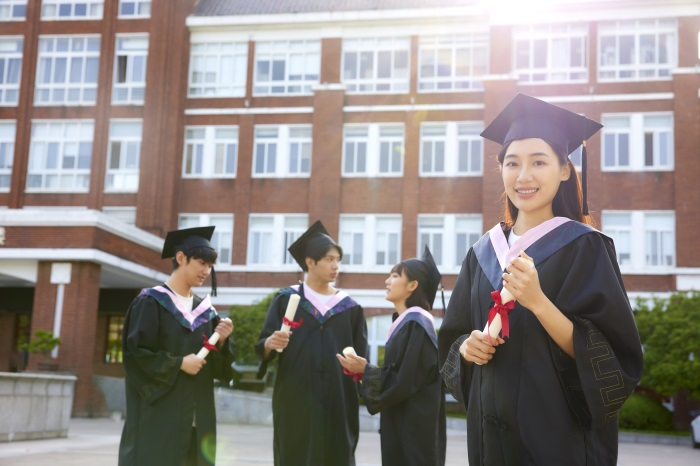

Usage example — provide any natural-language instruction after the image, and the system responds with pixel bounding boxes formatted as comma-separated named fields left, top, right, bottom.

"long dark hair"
left=390, top=262, right=431, bottom=311
left=497, top=138, right=593, bottom=227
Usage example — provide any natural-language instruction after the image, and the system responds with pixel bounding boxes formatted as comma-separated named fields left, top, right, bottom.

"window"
left=0, top=38, right=22, bottom=105
left=0, top=1, right=27, bottom=20
left=366, top=315, right=392, bottom=365
left=180, top=214, right=234, bottom=265
left=247, top=214, right=308, bottom=267
left=35, top=36, right=101, bottom=105
left=0, top=121, right=16, bottom=191
left=342, top=124, right=404, bottom=177
left=420, top=122, right=482, bottom=176
left=418, top=35, right=488, bottom=92
left=340, top=215, right=402, bottom=269
left=41, top=0, right=103, bottom=19
left=602, top=113, right=673, bottom=171
left=102, top=206, right=136, bottom=225
left=418, top=215, right=482, bottom=270
left=598, top=19, right=677, bottom=81
left=105, top=120, right=142, bottom=192
left=253, top=125, right=311, bottom=178
left=104, top=315, right=124, bottom=364
left=602, top=211, right=675, bottom=270
left=183, top=126, right=238, bottom=178
left=342, top=38, right=410, bottom=93
left=513, top=24, right=587, bottom=83
left=188, top=41, right=247, bottom=97
left=113, top=35, right=148, bottom=104
left=118, top=0, right=150, bottom=17
left=253, top=40, right=320, bottom=95
left=26, top=120, right=94, bottom=192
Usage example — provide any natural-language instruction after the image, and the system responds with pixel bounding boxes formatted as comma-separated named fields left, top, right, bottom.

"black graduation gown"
left=438, top=221, right=644, bottom=466
left=361, top=310, right=446, bottom=466
left=254, top=284, right=368, bottom=466
left=119, top=286, right=235, bottom=466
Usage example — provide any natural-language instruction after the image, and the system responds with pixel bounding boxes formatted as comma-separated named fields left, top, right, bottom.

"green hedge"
left=619, top=392, right=673, bottom=431
left=225, top=292, right=277, bottom=366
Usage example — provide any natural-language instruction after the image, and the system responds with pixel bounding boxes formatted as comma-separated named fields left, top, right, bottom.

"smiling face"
left=501, top=138, right=571, bottom=228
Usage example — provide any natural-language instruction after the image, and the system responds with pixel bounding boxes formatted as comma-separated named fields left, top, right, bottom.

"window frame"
left=339, top=214, right=402, bottom=271
left=105, top=119, right=142, bottom=193
left=342, top=123, right=405, bottom=178
left=0, top=37, right=23, bottom=106
left=246, top=214, right=308, bottom=268
left=602, top=210, right=675, bottom=273
left=117, top=0, right=151, bottom=18
left=0, top=1, right=28, bottom=21
left=419, top=122, right=483, bottom=177
left=597, top=19, right=677, bottom=82
left=252, top=40, right=320, bottom=96
left=512, top=23, right=588, bottom=84
left=418, top=34, right=489, bottom=92
left=252, top=124, right=312, bottom=178
left=112, top=34, right=148, bottom=105
left=26, top=119, right=95, bottom=193
left=601, top=112, right=674, bottom=172
left=182, top=125, right=239, bottom=179
left=35, top=35, right=101, bottom=106
left=0, top=120, right=16, bottom=192
left=342, top=37, right=410, bottom=94
left=417, top=214, right=483, bottom=273
left=187, top=40, right=248, bottom=98
left=41, top=0, right=104, bottom=20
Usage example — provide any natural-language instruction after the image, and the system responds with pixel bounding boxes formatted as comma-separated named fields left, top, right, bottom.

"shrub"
left=619, top=392, right=673, bottom=431
left=225, top=292, right=277, bottom=366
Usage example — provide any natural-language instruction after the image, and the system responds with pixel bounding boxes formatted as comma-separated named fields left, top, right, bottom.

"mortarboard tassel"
left=210, top=267, right=217, bottom=297
left=440, top=284, right=446, bottom=317
left=581, top=140, right=588, bottom=216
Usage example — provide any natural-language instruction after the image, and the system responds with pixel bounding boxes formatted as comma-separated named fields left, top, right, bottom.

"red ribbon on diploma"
left=487, top=290, right=516, bottom=343
left=343, top=368, right=364, bottom=382
left=202, top=333, right=219, bottom=352
left=283, top=317, right=303, bottom=329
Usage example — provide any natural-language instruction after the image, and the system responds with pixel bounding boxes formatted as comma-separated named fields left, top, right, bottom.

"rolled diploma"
left=483, top=258, right=534, bottom=339
left=342, top=346, right=357, bottom=357
left=277, top=294, right=301, bottom=353
left=196, top=332, right=220, bottom=359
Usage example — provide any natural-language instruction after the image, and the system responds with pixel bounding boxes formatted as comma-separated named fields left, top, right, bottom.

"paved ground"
left=1, top=418, right=699, bottom=466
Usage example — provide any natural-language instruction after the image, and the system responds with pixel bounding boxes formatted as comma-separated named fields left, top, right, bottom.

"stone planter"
left=0, top=372, right=77, bottom=442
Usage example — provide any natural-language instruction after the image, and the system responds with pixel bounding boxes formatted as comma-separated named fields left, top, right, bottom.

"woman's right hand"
left=459, top=330, right=504, bottom=365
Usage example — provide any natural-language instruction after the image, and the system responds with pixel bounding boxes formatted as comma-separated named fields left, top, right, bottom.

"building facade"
left=0, top=0, right=699, bottom=416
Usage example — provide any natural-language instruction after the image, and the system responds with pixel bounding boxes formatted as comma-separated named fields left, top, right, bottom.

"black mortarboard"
left=480, top=93, right=603, bottom=215
left=162, top=226, right=218, bottom=296
left=288, top=220, right=342, bottom=271
left=402, top=246, right=442, bottom=308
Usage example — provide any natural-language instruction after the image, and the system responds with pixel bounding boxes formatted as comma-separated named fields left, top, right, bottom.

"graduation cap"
left=162, top=226, right=218, bottom=296
left=480, top=93, right=603, bottom=215
left=288, top=220, right=342, bottom=271
left=402, top=246, right=443, bottom=309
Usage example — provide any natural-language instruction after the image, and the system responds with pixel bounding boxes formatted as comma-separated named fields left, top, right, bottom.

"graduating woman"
left=337, top=246, right=446, bottom=466
left=438, top=94, right=643, bottom=466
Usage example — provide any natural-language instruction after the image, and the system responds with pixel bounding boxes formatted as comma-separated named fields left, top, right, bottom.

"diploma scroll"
left=196, top=318, right=232, bottom=359
left=483, top=257, right=534, bottom=340
left=277, top=294, right=301, bottom=353
left=342, top=346, right=357, bottom=357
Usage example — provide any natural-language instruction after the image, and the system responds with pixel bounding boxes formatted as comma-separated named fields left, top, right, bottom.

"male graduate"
left=119, top=226, right=235, bottom=466
left=255, top=220, right=368, bottom=466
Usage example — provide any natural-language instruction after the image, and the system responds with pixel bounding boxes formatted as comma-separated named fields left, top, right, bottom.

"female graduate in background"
left=438, top=94, right=643, bottom=466
left=337, top=247, right=446, bottom=466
